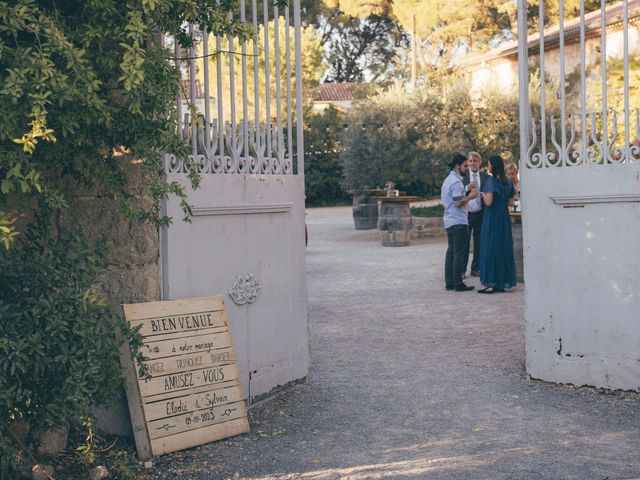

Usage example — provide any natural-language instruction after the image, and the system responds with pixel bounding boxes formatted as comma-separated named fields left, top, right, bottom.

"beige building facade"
left=460, top=1, right=640, bottom=95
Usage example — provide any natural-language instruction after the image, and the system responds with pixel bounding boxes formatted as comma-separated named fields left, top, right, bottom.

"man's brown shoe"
left=471, top=270, right=480, bottom=277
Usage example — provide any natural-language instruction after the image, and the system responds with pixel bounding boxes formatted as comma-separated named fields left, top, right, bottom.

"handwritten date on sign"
left=148, top=401, right=245, bottom=440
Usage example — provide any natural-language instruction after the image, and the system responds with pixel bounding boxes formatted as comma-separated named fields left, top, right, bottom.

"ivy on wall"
left=0, top=0, right=259, bottom=247
left=0, top=1, right=260, bottom=475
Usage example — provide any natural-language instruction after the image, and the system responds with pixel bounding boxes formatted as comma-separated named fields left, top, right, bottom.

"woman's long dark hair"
left=489, top=155, right=508, bottom=185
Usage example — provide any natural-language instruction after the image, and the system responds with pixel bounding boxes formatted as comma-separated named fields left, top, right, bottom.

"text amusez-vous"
left=163, top=368, right=226, bottom=391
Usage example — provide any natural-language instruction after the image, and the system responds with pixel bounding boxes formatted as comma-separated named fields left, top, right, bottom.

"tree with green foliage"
left=300, top=0, right=406, bottom=83
left=527, top=0, right=601, bottom=27
left=304, top=107, right=350, bottom=205
left=389, top=0, right=602, bottom=73
left=322, top=12, right=407, bottom=82
left=323, top=0, right=391, bottom=19
left=587, top=54, right=640, bottom=145
left=339, top=78, right=531, bottom=198
left=474, top=85, right=521, bottom=163
left=0, top=0, right=255, bottom=247
left=340, top=83, right=476, bottom=196
left=0, top=1, right=255, bottom=475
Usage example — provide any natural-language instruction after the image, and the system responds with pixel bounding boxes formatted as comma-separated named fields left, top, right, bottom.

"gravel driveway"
left=146, top=205, right=640, bottom=480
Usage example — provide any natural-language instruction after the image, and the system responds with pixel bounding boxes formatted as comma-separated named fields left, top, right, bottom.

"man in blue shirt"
left=441, top=153, right=478, bottom=291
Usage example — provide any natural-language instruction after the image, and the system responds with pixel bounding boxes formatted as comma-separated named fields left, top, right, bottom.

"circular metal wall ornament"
left=228, top=274, right=261, bottom=305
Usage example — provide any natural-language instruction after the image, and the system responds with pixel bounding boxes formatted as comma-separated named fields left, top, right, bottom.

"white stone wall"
left=538, top=27, right=640, bottom=79
left=469, top=60, right=518, bottom=95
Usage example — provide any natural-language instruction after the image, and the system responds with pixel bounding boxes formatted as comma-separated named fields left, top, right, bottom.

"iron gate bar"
left=519, top=0, right=639, bottom=168
left=165, top=0, right=303, bottom=176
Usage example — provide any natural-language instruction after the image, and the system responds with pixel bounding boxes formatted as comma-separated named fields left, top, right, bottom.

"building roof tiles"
left=316, top=83, right=359, bottom=102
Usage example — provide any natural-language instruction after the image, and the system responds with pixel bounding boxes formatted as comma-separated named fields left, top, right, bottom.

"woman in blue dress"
left=478, top=155, right=517, bottom=293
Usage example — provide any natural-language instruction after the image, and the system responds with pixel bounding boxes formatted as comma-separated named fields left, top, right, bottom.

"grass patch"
left=411, top=204, right=444, bottom=217
left=306, top=199, right=352, bottom=207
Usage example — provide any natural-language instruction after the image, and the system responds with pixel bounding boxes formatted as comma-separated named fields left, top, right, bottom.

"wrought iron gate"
left=517, top=0, right=640, bottom=390
left=160, top=0, right=308, bottom=401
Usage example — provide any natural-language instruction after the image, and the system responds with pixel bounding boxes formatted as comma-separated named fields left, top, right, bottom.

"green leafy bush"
left=340, top=83, right=475, bottom=197
left=0, top=432, right=16, bottom=480
left=0, top=214, right=141, bottom=474
left=0, top=0, right=254, bottom=246
left=0, top=1, right=259, bottom=476
left=304, top=108, right=350, bottom=206
left=474, top=86, right=521, bottom=163
left=411, top=204, right=444, bottom=217
left=338, top=79, right=534, bottom=196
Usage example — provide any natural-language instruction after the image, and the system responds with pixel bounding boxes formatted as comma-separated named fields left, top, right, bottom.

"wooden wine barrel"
left=377, top=198, right=417, bottom=246
left=511, top=214, right=524, bottom=283
left=352, top=192, right=378, bottom=230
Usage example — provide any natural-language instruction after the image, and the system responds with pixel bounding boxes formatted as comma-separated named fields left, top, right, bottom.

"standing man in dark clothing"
left=441, top=153, right=477, bottom=292
left=463, top=151, right=489, bottom=277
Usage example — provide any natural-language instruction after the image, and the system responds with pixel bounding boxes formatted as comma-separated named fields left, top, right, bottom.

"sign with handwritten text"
left=121, top=296, right=249, bottom=458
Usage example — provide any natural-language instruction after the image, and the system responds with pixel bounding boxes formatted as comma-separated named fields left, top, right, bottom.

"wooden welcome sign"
left=120, top=296, right=249, bottom=459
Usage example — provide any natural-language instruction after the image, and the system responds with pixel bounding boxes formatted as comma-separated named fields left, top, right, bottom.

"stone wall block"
left=64, top=197, right=159, bottom=267
left=98, top=262, right=161, bottom=308
left=61, top=153, right=156, bottom=199
left=412, top=216, right=446, bottom=238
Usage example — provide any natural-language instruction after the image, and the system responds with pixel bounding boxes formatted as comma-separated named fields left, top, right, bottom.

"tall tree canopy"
left=298, top=0, right=605, bottom=82
left=322, top=12, right=406, bottom=82
left=325, top=0, right=391, bottom=18
left=373, top=0, right=601, bottom=71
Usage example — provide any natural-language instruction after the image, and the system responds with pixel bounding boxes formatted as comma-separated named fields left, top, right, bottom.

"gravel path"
left=148, top=206, right=640, bottom=480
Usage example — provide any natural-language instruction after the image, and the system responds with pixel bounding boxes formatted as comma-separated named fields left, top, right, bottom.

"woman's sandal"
left=478, top=287, right=494, bottom=294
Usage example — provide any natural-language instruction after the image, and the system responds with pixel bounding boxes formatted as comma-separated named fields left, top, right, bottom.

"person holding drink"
left=441, top=153, right=478, bottom=292
left=478, top=155, right=517, bottom=293
left=463, top=152, right=489, bottom=277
